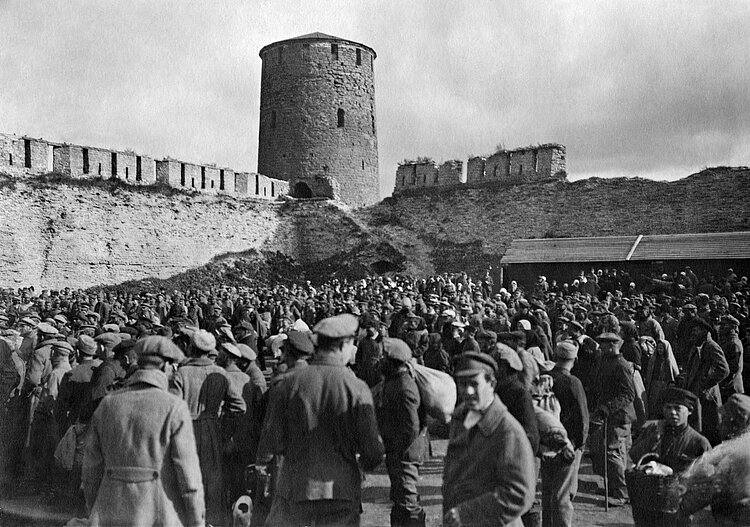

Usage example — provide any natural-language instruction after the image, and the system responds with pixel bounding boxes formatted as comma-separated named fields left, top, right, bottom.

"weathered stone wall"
left=257, top=36, right=379, bottom=207
left=368, top=168, right=750, bottom=276
left=0, top=134, right=51, bottom=175
left=0, top=178, right=297, bottom=288
left=394, top=160, right=463, bottom=193
left=400, top=144, right=565, bottom=194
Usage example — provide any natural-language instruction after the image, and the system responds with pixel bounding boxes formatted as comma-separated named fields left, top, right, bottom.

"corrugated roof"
left=631, top=232, right=750, bottom=261
left=501, top=236, right=639, bottom=264
left=501, top=231, right=750, bottom=264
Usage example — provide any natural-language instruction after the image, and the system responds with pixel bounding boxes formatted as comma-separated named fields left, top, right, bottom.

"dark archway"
left=293, top=181, right=314, bottom=198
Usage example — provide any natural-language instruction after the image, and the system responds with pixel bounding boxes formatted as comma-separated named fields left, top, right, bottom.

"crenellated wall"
left=0, top=132, right=287, bottom=201
left=395, top=143, right=566, bottom=195
left=393, top=159, right=463, bottom=193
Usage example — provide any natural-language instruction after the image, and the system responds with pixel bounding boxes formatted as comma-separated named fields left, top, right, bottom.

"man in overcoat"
left=680, top=317, right=729, bottom=445
left=170, top=329, right=246, bottom=526
left=256, top=313, right=384, bottom=527
left=442, top=352, right=536, bottom=527
left=82, top=336, right=205, bottom=527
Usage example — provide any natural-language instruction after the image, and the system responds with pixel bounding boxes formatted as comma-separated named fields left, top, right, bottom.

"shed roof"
left=501, top=231, right=750, bottom=264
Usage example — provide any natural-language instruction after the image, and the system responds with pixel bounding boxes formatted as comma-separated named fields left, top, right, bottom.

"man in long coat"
left=82, top=336, right=205, bottom=527
left=170, top=330, right=245, bottom=526
left=680, top=318, right=729, bottom=445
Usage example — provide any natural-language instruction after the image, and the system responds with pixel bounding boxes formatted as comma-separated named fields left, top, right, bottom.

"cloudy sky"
left=1, top=1, right=748, bottom=197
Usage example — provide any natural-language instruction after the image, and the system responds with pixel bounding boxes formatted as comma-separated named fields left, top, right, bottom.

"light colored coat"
left=82, top=369, right=205, bottom=527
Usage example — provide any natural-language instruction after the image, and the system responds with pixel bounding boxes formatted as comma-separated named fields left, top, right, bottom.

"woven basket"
left=626, top=469, right=682, bottom=514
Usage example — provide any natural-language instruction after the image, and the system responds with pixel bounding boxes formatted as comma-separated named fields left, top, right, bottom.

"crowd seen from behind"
left=0, top=265, right=749, bottom=527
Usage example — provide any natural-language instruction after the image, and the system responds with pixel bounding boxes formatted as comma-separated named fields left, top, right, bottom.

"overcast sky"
left=1, top=1, right=748, bottom=198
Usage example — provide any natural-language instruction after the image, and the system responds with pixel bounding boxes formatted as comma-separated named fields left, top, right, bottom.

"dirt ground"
left=0, top=437, right=715, bottom=527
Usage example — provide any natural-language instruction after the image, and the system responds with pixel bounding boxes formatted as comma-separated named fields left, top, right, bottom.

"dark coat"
left=549, top=365, right=589, bottom=450
left=591, top=354, right=636, bottom=426
left=496, top=378, right=540, bottom=455
left=443, top=395, right=536, bottom=527
left=375, top=369, right=426, bottom=461
left=629, top=420, right=710, bottom=473
left=256, top=353, right=384, bottom=504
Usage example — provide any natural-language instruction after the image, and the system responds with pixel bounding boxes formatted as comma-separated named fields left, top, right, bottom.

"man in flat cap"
left=590, top=332, right=636, bottom=506
left=257, top=313, right=384, bottom=527
left=170, top=329, right=245, bottom=526
left=82, top=336, right=205, bottom=527
left=541, top=340, right=589, bottom=527
left=375, top=338, right=426, bottom=527
left=630, top=387, right=710, bottom=473
left=718, top=314, right=744, bottom=403
left=443, top=352, right=536, bottom=527
left=680, top=317, right=729, bottom=445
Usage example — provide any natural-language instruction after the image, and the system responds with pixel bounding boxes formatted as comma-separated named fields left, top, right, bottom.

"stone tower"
left=258, top=33, right=379, bottom=207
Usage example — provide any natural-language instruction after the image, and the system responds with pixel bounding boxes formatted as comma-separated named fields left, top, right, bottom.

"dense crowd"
left=1, top=265, right=749, bottom=527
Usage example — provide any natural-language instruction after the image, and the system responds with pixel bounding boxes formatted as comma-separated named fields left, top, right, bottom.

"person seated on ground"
left=630, top=386, right=711, bottom=473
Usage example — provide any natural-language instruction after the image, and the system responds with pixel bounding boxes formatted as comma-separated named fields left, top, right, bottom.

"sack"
left=54, top=425, right=78, bottom=471
left=411, top=362, right=456, bottom=424
left=533, top=375, right=561, bottom=420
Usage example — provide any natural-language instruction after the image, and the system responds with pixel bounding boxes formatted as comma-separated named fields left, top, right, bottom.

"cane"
left=603, top=416, right=609, bottom=512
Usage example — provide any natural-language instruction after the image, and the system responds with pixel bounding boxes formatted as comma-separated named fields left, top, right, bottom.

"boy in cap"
left=375, top=338, right=426, bottom=527
left=256, top=313, right=384, bottom=527
left=443, top=352, right=536, bottom=527
left=541, top=340, right=589, bottom=527
left=630, top=387, right=710, bottom=473
left=170, top=329, right=246, bottom=526
left=82, top=336, right=205, bottom=527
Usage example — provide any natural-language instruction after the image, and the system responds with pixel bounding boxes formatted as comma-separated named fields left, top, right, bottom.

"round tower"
left=258, top=33, right=379, bottom=207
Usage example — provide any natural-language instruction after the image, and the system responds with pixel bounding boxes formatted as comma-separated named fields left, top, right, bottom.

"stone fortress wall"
left=0, top=132, right=289, bottom=200
left=258, top=33, right=379, bottom=207
left=394, top=143, right=566, bottom=194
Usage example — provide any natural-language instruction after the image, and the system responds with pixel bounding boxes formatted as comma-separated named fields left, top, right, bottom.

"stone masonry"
left=257, top=33, right=379, bottom=207
left=394, top=144, right=566, bottom=195
left=393, top=160, right=463, bottom=193
left=0, top=132, right=285, bottom=201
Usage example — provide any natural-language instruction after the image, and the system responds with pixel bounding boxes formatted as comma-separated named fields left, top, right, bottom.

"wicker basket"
left=626, top=469, right=682, bottom=513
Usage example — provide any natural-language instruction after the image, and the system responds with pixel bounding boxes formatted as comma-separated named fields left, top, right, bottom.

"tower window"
left=82, top=148, right=89, bottom=173
left=201, top=166, right=206, bottom=189
left=337, top=108, right=345, bottom=128
left=255, top=174, right=259, bottom=194
left=24, top=139, right=31, bottom=168
left=191, top=177, right=195, bottom=188
left=362, top=160, right=365, bottom=170
left=98, top=163, right=102, bottom=175
left=136, top=156, right=142, bottom=181
left=125, top=167, right=129, bottom=179
left=111, top=152, right=117, bottom=176
left=181, top=163, right=186, bottom=186
left=220, top=169, right=225, bottom=190
left=7, top=153, right=12, bottom=165
left=271, top=110, right=277, bottom=129
left=331, top=43, right=338, bottom=60
left=356, top=49, right=362, bottom=65
left=271, top=182, right=275, bottom=197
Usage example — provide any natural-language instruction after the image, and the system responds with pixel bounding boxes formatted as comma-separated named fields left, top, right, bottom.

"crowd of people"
left=0, top=265, right=749, bottom=527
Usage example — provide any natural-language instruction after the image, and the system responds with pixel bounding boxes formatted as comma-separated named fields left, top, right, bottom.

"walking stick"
left=603, top=416, right=609, bottom=512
